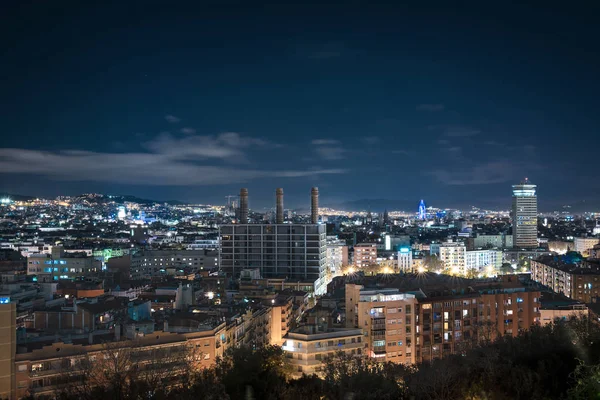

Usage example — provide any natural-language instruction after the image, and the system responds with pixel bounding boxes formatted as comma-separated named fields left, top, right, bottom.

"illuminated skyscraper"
left=418, top=200, right=426, bottom=220
left=511, top=178, right=538, bottom=249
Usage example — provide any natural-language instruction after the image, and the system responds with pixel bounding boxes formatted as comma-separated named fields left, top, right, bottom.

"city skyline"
left=1, top=3, right=599, bottom=210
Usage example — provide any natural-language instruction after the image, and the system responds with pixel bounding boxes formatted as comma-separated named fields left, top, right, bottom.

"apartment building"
left=27, top=247, right=101, bottom=281
left=12, top=327, right=224, bottom=399
left=326, top=236, right=348, bottom=277
left=531, top=256, right=600, bottom=303
left=415, top=283, right=540, bottom=363
left=439, top=242, right=466, bottom=274
left=107, top=249, right=219, bottom=280
left=354, top=243, right=377, bottom=269
left=282, top=326, right=364, bottom=376
left=345, top=274, right=541, bottom=365
left=345, top=284, right=418, bottom=364
left=465, top=249, right=503, bottom=273
left=397, top=247, right=413, bottom=272
left=0, top=302, right=16, bottom=399
left=438, top=243, right=502, bottom=275
left=574, top=237, right=600, bottom=257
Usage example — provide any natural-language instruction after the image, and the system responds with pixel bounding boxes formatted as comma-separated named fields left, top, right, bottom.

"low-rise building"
left=282, top=326, right=363, bottom=376
left=539, top=292, right=588, bottom=325
left=27, top=247, right=101, bottom=281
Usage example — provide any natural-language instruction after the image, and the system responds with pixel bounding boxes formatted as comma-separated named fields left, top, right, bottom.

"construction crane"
left=224, top=195, right=237, bottom=208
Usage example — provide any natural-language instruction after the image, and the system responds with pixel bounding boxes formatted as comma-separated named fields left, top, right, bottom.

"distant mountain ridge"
left=0, top=193, right=37, bottom=201
left=0, top=192, right=185, bottom=205
left=323, top=198, right=419, bottom=213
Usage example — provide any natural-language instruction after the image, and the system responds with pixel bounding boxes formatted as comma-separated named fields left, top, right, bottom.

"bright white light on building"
left=206, top=291, right=214, bottom=299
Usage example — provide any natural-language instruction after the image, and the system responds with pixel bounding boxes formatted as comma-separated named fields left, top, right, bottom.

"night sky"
left=2, top=2, right=599, bottom=211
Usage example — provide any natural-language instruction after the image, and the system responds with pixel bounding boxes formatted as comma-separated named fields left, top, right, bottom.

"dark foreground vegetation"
left=30, top=318, right=600, bottom=400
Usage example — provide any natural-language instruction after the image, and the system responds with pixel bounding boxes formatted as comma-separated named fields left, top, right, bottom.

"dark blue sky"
left=2, top=1, right=599, bottom=211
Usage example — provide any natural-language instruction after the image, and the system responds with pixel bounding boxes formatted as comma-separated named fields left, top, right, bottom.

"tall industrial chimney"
left=276, top=188, right=284, bottom=224
left=239, top=188, right=248, bottom=223
left=311, top=187, right=319, bottom=224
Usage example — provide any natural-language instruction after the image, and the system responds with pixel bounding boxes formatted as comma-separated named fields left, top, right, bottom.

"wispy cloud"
left=315, top=147, right=346, bottom=160
left=180, top=127, right=196, bottom=135
left=416, top=104, right=445, bottom=112
left=392, top=150, right=411, bottom=155
left=311, top=138, right=347, bottom=160
left=361, top=136, right=380, bottom=145
left=165, top=115, right=181, bottom=123
left=428, top=161, right=523, bottom=185
left=311, top=139, right=340, bottom=145
left=0, top=132, right=344, bottom=186
left=429, top=124, right=481, bottom=137
left=484, top=141, right=505, bottom=146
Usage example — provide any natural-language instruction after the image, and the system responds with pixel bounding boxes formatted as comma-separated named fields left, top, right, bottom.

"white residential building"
left=465, top=250, right=503, bottom=273
left=397, top=247, right=413, bottom=272
left=574, top=237, right=600, bottom=257
left=439, top=243, right=466, bottom=274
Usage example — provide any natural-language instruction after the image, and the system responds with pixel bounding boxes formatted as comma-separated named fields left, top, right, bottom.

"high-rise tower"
left=512, top=178, right=538, bottom=249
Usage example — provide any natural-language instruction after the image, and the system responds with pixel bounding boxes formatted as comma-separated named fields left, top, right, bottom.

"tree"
left=322, top=351, right=410, bottom=399
left=58, top=341, right=203, bottom=400
left=568, top=361, right=600, bottom=400
left=213, top=345, right=292, bottom=400
left=423, top=254, right=444, bottom=273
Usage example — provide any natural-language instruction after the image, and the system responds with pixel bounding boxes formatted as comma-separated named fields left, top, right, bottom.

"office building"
left=220, top=188, right=328, bottom=294
left=511, top=179, right=538, bottom=249
left=220, top=224, right=327, bottom=294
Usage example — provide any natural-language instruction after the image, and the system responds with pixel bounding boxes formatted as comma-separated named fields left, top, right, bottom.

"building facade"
left=511, top=179, right=538, bottom=249
left=282, top=327, right=364, bottom=376
left=220, top=224, right=327, bottom=295
left=531, top=258, right=600, bottom=303
left=439, top=243, right=466, bottom=274
left=397, top=247, right=413, bottom=272
left=325, top=237, right=348, bottom=278
left=465, top=250, right=503, bottom=273
left=353, top=243, right=377, bottom=269
left=345, top=285, right=418, bottom=365
left=574, top=237, right=600, bottom=257
left=27, top=248, right=101, bottom=281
